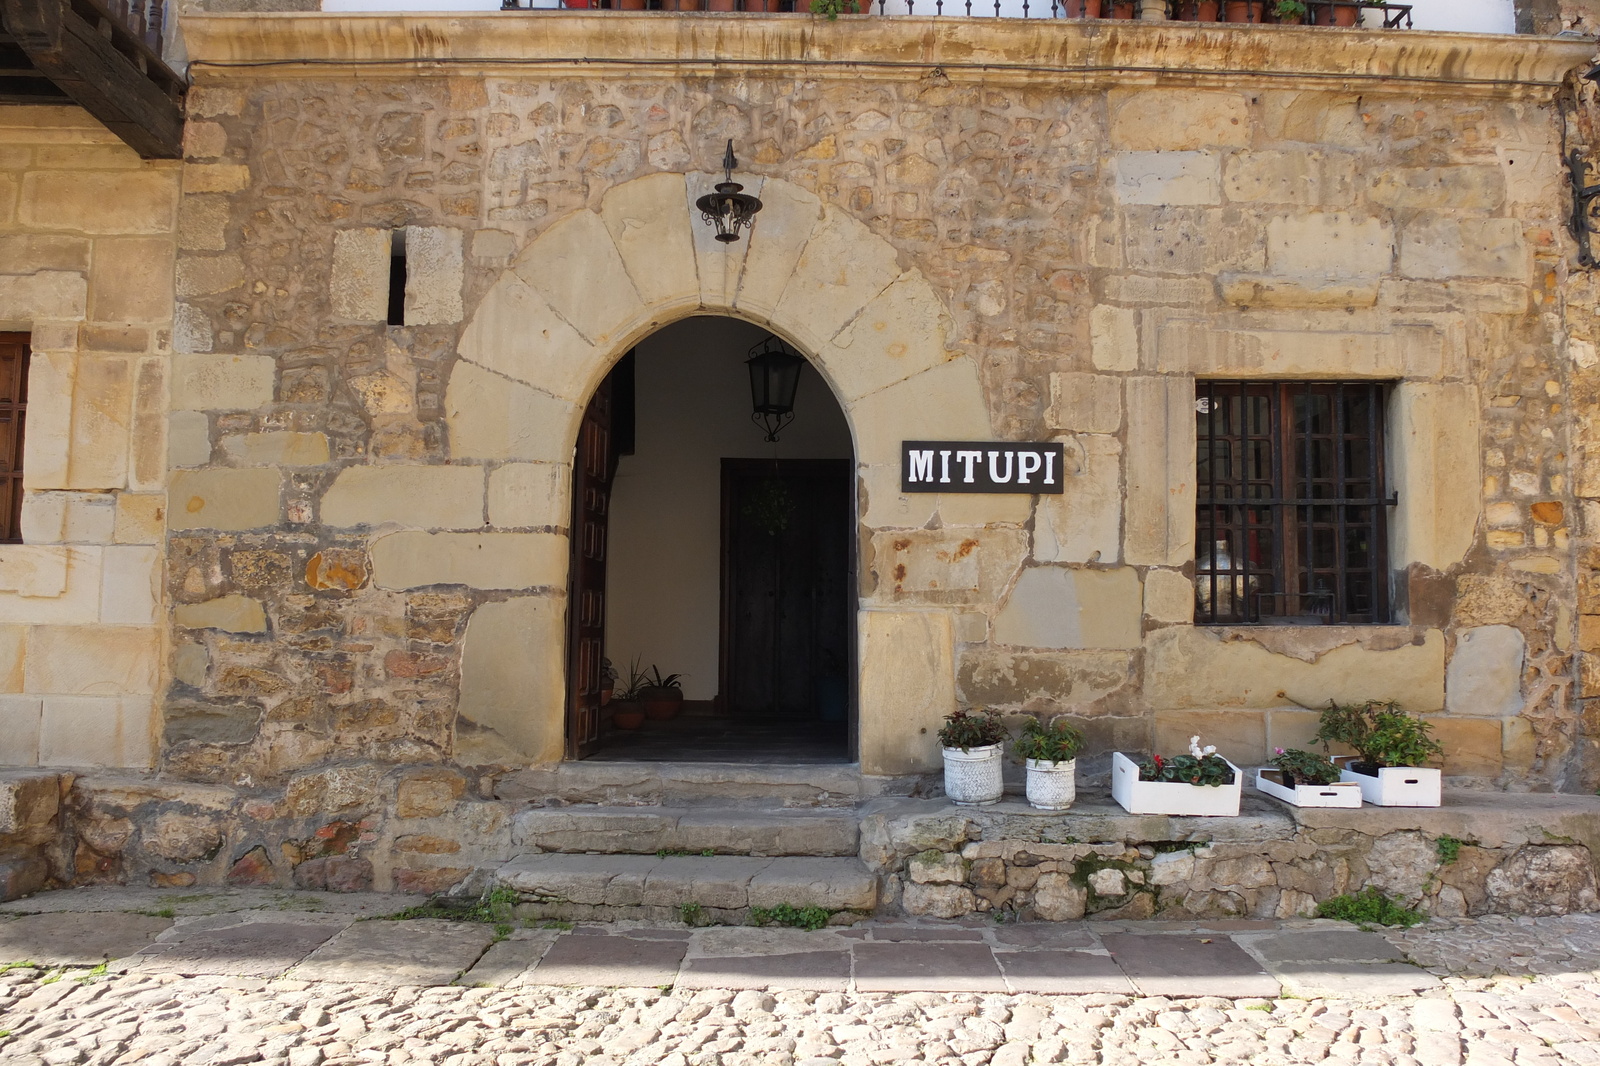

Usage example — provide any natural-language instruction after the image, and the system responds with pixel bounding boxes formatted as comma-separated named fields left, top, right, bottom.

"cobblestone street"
left=0, top=892, right=1597, bottom=1065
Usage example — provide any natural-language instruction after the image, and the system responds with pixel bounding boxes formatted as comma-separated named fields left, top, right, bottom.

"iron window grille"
left=1195, top=381, right=1395, bottom=625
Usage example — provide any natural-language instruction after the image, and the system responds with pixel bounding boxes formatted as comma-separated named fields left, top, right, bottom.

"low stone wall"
left=862, top=792, right=1600, bottom=921
left=0, top=771, right=68, bottom=901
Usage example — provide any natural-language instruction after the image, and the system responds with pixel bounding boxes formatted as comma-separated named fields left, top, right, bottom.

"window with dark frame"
left=1194, top=381, right=1394, bottom=625
left=0, top=333, right=27, bottom=544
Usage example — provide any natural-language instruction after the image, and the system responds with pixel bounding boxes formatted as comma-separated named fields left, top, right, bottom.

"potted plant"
left=1173, top=0, right=1221, bottom=18
left=1107, top=0, right=1138, bottom=16
left=1271, top=0, right=1306, bottom=21
left=1310, top=0, right=1359, bottom=24
left=806, top=0, right=872, bottom=16
left=1064, top=0, right=1104, bottom=15
left=938, top=709, right=1007, bottom=807
left=600, top=657, right=618, bottom=707
left=609, top=661, right=648, bottom=731
left=639, top=664, right=684, bottom=722
left=1313, top=699, right=1443, bottom=807
left=1112, top=736, right=1242, bottom=816
left=1014, top=717, right=1084, bottom=811
left=1255, top=747, right=1362, bottom=808
left=1223, top=0, right=1264, bottom=21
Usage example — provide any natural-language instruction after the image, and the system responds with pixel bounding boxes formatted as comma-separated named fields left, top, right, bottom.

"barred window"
left=1194, top=381, right=1393, bottom=625
left=0, top=334, right=26, bottom=544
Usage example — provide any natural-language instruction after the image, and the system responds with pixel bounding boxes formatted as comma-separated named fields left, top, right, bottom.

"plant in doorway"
left=938, top=708, right=1007, bottom=807
left=640, top=664, right=685, bottom=721
left=608, top=659, right=650, bottom=731
left=1313, top=699, right=1443, bottom=807
left=1013, top=717, right=1085, bottom=811
left=600, top=657, right=618, bottom=706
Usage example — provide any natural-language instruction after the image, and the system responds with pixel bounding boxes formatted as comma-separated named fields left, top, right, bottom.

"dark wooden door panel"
left=565, top=375, right=614, bottom=759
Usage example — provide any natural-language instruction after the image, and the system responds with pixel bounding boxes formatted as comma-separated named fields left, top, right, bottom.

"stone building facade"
left=4, top=9, right=1600, bottom=905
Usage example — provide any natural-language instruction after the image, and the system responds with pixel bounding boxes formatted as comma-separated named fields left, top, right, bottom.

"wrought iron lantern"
left=746, top=336, right=804, bottom=443
left=696, top=140, right=763, bottom=244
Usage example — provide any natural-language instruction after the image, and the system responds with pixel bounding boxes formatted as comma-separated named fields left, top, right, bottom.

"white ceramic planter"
left=1254, top=768, right=1363, bottom=809
left=1111, top=751, right=1243, bottom=816
left=1333, top=756, right=1442, bottom=807
left=943, top=744, right=1003, bottom=806
left=1024, top=758, right=1077, bottom=811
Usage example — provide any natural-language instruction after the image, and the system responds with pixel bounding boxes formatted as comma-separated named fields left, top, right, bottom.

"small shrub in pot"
left=938, top=709, right=1006, bottom=807
left=1014, top=717, right=1085, bottom=811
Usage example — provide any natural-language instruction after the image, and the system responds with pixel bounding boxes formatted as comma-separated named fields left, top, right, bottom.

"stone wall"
left=0, top=107, right=178, bottom=772
left=151, top=16, right=1599, bottom=791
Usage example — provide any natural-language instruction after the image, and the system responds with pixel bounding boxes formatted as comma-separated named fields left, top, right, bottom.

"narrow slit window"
left=1194, top=380, right=1395, bottom=625
left=0, top=333, right=28, bottom=543
left=387, top=228, right=408, bottom=326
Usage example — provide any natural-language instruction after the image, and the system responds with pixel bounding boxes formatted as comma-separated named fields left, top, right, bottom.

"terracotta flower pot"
left=1313, top=1, right=1358, bottom=24
left=1224, top=0, right=1262, bottom=19
left=1172, top=0, right=1221, bottom=18
left=600, top=685, right=614, bottom=706
left=641, top=687, right=683, bottom=721
left=611, top=702, right=645, bottom=730
left=1064, top=0, right=1103, bottom=16
left=1108, top=0, right=1138, bottom=16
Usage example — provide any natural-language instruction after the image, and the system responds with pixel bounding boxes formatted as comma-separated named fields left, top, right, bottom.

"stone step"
left=512, top=806, right=860, bottom=857
left=494, top=854, right=878, bottom=923
left=494, top=761, right=916, bottom=808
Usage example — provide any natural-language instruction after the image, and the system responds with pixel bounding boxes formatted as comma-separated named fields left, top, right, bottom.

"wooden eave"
left=0, top=0, right=184, bottom=159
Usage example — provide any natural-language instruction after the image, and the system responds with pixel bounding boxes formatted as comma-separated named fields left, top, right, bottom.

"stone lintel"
left=179, top=16, right=1593, bottom=96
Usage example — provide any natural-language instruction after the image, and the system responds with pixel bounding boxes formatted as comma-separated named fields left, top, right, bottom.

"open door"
left=565, top=376, right=613, bottom=759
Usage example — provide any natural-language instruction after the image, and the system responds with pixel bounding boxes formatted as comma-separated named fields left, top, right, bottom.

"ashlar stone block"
left=174, top=254, right=245, bottom=298
left=600, top=172, right=698, bottom=311
left=89, top=237, right=174, bottom=323
left=1266, top=213, right=1393, bottom=277
left=170, top=353, right=275, bottom=412
left=370, top=531, right=565, bottom=590
left=773, top=206, right=904, bottom=357
left=847, top=357, right=991, bottom=470
left=1048, top=373, right=1121, bottom=434
left=819, top=271, right=954, bottom=405
left=0, top=548, right=102, bottom=626
left=330, top=228, right=390, bottom=322
left=456, top=272, right=596, bottom=406
left=1109, top=90, right=1251, bottom=151
left=19, top=171, right=177, bottom=234
left=1445, top=625, right=1525, bottom=718
left=487, top=463, right=567, bottom=529
left=64, top=354, right=134, bottom=491
left=1399, top=217, right=1528, bottom=282
left=221, top=432, right=331, bottom=467
left=858, top=610, right=954, bottom=776
left=1389, top=382, right=1480, bottom=570
left=0, top=698, right=42, bottom=766
left=991, top=566, right=1142, bottom=650
left=100, top=545, right=158, bottom=625
left=0, top=273, right=87, bottom=321
left=405, top=226, right=465, bottom=326
left=22, top=353, right=72, bottom=491
left=321, top=465, right=484, bottom=530
left=1124, top=376, right=1196, bottom=567
left=1032, top=435, right=1121, bottom=565
left=1223, top=149, right=1356, bottom=206
left=168, top=410, right=212, bottom=468
left=511, top=209, right=643, bottom=348
left=731, top=178, right=821, bottom=323
left=1091, top=305, right=1138, bottom=372
left=1367, top=166, right=1505, bottom=212
left=168, top=468, right=281, bottom=531
left=1144, top=568, right=1195, bottom=624
left=1114, top=152, right=1222, bottom=207
left=38, top=695, right=155, bottom=768
left=445, top=361, right=580, bottom=464
left=0, top=547, right=69, bottom=598
left=25, top=624, right=159, bottom=696
left=457, top=596, right=564, bottom=763
left=174, top=594, right=268, bottom=634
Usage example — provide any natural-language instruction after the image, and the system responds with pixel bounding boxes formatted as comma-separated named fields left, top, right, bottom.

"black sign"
left=901, top=441, right=1065, bottom=494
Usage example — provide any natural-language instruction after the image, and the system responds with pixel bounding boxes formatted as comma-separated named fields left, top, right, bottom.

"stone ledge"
left=180, top=16, right=1593, bottom=95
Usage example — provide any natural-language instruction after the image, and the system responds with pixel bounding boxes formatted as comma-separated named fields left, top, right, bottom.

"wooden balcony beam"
left=1, top=0, right=184, bottom=159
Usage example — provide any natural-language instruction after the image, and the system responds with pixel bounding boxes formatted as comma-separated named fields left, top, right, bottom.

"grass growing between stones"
left=749, top=904, right=831, bottom=932
left=1435, top=835, right=1465, bottom=865
left=381, top=885, right=520, bottom=924
left=1315, top=887, right=1423, bottom=929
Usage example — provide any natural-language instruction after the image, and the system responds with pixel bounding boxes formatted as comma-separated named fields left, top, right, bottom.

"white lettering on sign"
left=1017, top=451, right=1041, bottom=485
left=1044, top=451, right=1055, bottom=485
left=908, top=450, right=935, bottom=483
left=901, top=441, right=1065, bottom=495
left=988, top=450, right=1013, bottom=483
left=955, top=450, right=983, bottom=484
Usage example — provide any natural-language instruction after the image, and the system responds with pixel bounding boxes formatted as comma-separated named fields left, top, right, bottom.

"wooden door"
left=565, top=377, right=613, bottom=759
left=720, top=459, right=852, bottom=721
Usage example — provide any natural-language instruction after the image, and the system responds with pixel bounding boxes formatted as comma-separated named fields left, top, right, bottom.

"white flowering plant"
left=1135, top=736, right=1236, bottom=787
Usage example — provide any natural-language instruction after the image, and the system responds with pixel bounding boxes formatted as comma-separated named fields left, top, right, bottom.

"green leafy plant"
left=383, top=885, right=518, bottom=924
left=1272, top=0, right=1307, bottom=17
left=1013, top=717, right=1085, bottom=763
left=679, top=902, right=706, bottom=927
left=750, top=903, right=831, bottom=931
left=1137, top=736, right=1235, bottom=787
left=937, top=708, right=1007, bottom=752
left=614, top=656, right=651, bottom=701
left=1268, top=747, right=1342, bottom=787
left=808, top=0, right=866, bottom=18
left=1315, top=887, right=1423, bottom=929
left=1436, top=835, right=1464, bottom=865
left=1313, top=699, right=1443, bottom=772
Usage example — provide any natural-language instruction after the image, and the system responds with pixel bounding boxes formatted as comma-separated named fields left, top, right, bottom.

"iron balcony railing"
left=89, top=0, right=169, bottom=59
left=500, top=0, right=1414, bottom=25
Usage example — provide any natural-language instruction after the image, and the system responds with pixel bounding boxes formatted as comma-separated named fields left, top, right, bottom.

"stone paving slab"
left=1237, top=929, right=1406, bottom=963
left=1100, top=933, right=1281, bottom=998
left=1269, top=959, right=1445, bottom=997
left=289, top=919, right=497, bottom=986
left=993, top=949, right=1135, bottom=994
left=126, top=915, right=348, bottom=978
left=678, top=950, right=852, bottom=991
left=460, top=932, right=559, bottom=987
left=853, top=941, right=1008, bottom=993
left=0, top=912, right=172, bottom=966
left=0, top=887, right=412, bottom=917
left=520, top=931, right=689, bottom=987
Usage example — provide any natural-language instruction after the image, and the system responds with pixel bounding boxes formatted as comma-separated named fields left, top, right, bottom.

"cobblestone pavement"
left=0, top=890, right=1595, bottom=1065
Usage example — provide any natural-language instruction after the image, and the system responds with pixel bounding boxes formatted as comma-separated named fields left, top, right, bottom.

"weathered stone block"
left=487, top=462, right=566, bottom=529
left=1033, top=435, right=1121, bottom=565
left=1390, top=382, right=1481, bottom=570
left=773, top=206, right=903, bottom=357
left=457, top=596, right=565, bottom=763
left=1367, top=167, right=1505, bottom=212
left=993, top=566, right=1141, bottom=650
left=728, top=177, right=820, bottom=321
left=1218, top=275, right=1379, bottom=309
left=405, top=226, right=465, bottom=325
left=445, top=361, right=580, bottom=463
left=39, top=695, right=155, bottom=768
left=175, top=254, right=245, bottom=298
left=221, top=432, right=331, bottom=467
left=1124, top=376, right=1195, bottom=567
left=89, top=238, right=175, bottom=323
left=858, top=611, right=954, bottom=776
left=174, top=594, right=268, bottom=634
left=456, top=273, right=595, bottom=406
left=1048, top=373, right=1120, bottom=434
left=1399, top=217, right=1528, bottom=281
left=1143, top=568, right=1194, bottom=624
left=956, top=648, right=1132, bottom=710
left=370, top=531, right=564, bottom=590
left=0, top=697, right=42, bottom=766
left=511, top=209, right=643, bottom=347
left=25, top=625, right=158, bottom=696
left=1114, top=152, right=1222, bottom=207
left=0, top=770, right=59, bottom=836
left=1090, top=305, right=1138, bottom=372
left=1445, top=625, right=1525, bottom=718
left=821, top=271, right=955, bottom=405
left=599, top=172, right=698, bottom=310
left=1266, top=213, right=1393, bottom=277
left=1109, top=90, right=1251, bottom=151
left=320, top=465, right=484, bottom=529
left=100, top=545, right=159, bottom=626
left=1154, top=709, right=1268, bottom=766
left=20, top=171, right=177, bottom=234
left=184, top=164, right=250, bottom=194
left=170, top=354, right=275, bottom=411
left=168, top=468, right=281, bottom=531
left=0, top=546, right=68, bottom=597
left=902, top=880, right=976, bottom=918
left=331, top=228, right=389, bottom=322
left=163, top=702, right=258, bottom=746
left=1224, top=149, right=1356, bottom=205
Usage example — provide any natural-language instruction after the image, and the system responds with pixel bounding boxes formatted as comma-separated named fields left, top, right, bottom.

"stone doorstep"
left=510, top=805, right=861, bottom=857
left=495, top=761, right=917, bottom=808
left=493, top=854, right=879, bottom=915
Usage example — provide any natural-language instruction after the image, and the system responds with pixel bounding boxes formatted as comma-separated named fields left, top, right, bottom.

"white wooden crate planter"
left=1253, top=768, right=1363, bottom=809
left=1333, top=756, right=1441, bottom=807
left=1111, top=752, right=1243, bottom=816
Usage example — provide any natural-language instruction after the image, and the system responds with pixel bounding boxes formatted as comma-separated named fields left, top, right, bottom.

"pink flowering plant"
left=1268, top=747, right=1342, bottom=787
left=1136, top=736, right=1235, bottom=787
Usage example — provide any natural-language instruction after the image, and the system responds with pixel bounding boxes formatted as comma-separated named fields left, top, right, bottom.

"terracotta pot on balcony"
left=1172, top=0, right=1221, bottom=17
left=1223, top=0, right=1263, bottom=19
left=1063, top=0, right=1103, bottom=15
left=1107, top=0, right=1138, bottom=16
left=615, top=0, right=648, bottom=9
left=1313, top=1, right=1359, bottom=24
left=664, top=0, right=706, bottom=9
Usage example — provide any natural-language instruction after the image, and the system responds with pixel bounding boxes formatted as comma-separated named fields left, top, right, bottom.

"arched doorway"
left=567, top=316, right=855, bottom=762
